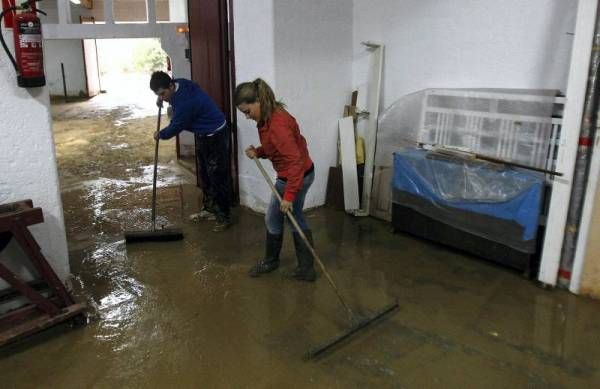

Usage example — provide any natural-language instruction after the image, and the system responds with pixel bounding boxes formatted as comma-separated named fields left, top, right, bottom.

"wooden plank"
left=0, top=200, right=43, bottom=232
left=538, top=0, right=599, bottom=286
left=325, top=166, right=344, bottom=210
left=339, top=117, right=360, bottom=212
left=351, top=90, right=359, bottom=107
left=0, top=296, right=62, bottom=329
left=369, top=166, right=393, bottom=221
left=0, top=303, right=87, bottom=347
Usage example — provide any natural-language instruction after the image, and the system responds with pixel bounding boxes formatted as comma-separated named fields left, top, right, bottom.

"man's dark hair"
left=150, top=71, right=173, bottom=92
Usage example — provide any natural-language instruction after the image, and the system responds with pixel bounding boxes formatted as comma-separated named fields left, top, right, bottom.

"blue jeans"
left=266, top=170, right=315, bottom=234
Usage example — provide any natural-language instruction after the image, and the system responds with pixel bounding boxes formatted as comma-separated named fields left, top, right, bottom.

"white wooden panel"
left=339, top=117, right=360, bottom=212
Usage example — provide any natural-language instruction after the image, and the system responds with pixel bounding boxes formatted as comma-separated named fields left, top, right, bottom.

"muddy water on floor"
left=1, top=102, right=600, bottom=388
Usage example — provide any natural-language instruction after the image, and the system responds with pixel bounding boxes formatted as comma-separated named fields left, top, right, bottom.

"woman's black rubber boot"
left=249, top=231, right=283, bottom=277
left=289, top=230, right=316, bottom=282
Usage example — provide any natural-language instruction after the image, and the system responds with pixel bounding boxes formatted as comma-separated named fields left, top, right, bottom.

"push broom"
left=253, top=158, right=398, bottom=359
left=125, top=106, right=184, bottom=243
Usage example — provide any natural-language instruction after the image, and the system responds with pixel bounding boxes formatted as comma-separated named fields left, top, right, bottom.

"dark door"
left=188, top=0, right=238, bottom=203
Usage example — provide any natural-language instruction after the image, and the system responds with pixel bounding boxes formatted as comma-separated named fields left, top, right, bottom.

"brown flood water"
left=1, top=100, right=600, bottom=388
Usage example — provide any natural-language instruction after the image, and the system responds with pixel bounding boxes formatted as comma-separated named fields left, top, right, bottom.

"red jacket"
left=256, top=110, right=313, bottom=202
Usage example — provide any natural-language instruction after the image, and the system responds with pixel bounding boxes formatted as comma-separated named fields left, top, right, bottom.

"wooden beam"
left=42, top=22, right=182, bottom=39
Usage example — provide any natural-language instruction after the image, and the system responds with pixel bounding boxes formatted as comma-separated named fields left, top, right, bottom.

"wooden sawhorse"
left=0, top=199, right=86, bottom=347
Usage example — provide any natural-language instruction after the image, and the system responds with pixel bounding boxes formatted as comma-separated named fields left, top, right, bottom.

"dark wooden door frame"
left=188, top=0, right=239, bottom=204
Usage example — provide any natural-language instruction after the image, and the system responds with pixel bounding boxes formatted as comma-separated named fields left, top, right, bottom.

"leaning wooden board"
left=339, top=117, right=360, bottom=212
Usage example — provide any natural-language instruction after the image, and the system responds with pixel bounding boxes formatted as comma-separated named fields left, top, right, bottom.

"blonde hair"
left=234, top=78, right=285, bottom=122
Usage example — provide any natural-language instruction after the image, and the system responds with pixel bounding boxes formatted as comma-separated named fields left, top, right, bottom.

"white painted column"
left=538, top=0, right=599, bottom=286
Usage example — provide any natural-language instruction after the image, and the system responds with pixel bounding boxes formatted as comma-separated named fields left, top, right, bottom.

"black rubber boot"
left=289, top=230, right=316, bottom=282
left=248, top=231, right=283, bottom=277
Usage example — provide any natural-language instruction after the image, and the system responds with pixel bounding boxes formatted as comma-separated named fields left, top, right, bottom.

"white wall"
left=0, top=29, right=70, bottom=308
left=234, top=0, right=278, bottom=211
left=234, top=0, right=353, bottom=212
left=353, top=0, right=577, bottom=111
left=273, top=0, right=353, bottom=209
left=44, top=39, right=87, bottom=97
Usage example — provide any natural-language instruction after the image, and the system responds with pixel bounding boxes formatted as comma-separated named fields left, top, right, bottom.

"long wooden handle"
left=253, top=157, right=355, bottom=321
left=151, top=106, right=162, bottom=231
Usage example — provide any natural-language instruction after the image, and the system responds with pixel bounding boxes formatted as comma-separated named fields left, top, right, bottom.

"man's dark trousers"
left=195, top=127, right=231, bottom=223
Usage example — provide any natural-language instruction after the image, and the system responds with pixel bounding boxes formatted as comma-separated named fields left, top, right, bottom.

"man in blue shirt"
left=150, top=71, right=231, bottom=232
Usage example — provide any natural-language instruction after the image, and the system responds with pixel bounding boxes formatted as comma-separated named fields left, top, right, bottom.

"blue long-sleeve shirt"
left=159, top=78, right=226, bottom=139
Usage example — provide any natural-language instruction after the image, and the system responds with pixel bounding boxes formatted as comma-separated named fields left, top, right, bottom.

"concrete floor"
left=2, top=99, right=600, bottom=388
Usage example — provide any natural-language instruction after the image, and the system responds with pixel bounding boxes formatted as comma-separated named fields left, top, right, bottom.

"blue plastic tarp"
left=393, top=149, right=544, bottom=241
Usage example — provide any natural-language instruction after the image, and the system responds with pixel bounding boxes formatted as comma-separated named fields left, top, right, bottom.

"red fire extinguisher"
left=0, top=0, right=46, bottom=87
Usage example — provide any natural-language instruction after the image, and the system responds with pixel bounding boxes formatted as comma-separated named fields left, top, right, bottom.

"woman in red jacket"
left=235, top=79, right=316, bottom=281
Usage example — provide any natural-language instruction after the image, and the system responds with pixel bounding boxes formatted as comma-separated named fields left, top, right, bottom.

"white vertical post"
left=57, top=0, right=72, bottom=25
left=104, top=0, right=114, bottom=24
left=538, top=0, right=599, bottom=286
left=570, top=131, right=600, bottom=293
left=355, top=42, right=384, bottom=217
left=147, top=0, right=157, bottom=24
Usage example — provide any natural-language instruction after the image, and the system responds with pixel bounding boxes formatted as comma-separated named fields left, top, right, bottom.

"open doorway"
left=49, top=38, right=194, bottom=251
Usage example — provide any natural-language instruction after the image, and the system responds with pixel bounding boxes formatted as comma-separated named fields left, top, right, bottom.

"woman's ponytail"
left=234, top=78, right=284, bottom=122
